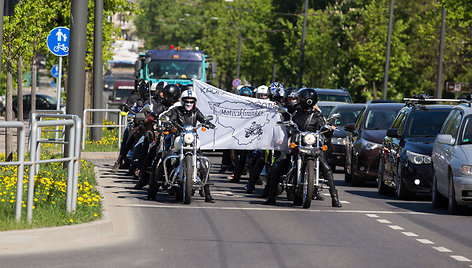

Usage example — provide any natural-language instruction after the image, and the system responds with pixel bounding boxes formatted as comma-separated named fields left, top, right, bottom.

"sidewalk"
left=0, top=151, right=132, bottom=254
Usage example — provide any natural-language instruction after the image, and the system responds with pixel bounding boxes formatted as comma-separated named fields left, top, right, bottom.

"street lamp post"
left=298, top=0, right=308, bottom=88
left=435, top=7, right=446, bottom=99
left=382, top=0, right=394, bottom=100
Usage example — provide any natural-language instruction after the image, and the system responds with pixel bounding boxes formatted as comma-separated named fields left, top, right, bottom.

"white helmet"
left=180, top=89, right=197, bottom=111
left=255, top=85, right=270, bottom=99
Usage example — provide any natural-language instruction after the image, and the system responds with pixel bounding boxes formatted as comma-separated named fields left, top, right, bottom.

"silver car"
left=432, top=103, right=472, bottom=214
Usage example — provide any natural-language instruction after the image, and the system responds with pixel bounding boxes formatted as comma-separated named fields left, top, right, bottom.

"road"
left=2, top=155, right=472, bottom=267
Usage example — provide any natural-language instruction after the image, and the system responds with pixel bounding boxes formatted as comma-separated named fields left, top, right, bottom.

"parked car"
left=432, top=103, right=472, bottom=214
left=326, top=103, right=365, bottom=171
left=109, top=79, right=135, bottom=104
left=344, top=103, right=405, bottom=185
left=104, top=74, right=116, bottom=91
left=378, top=103, right=453, bottom=199
left=313, top=88, right=353, bottom=103
left=1, top=94, right=63, bottom=119
left=317, top=101, right=346, bottom=117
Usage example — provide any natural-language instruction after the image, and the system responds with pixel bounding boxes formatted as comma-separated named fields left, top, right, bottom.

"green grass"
left=82, top=120, right=121, bottom=152
left=0, top=152, right=102, bottom=230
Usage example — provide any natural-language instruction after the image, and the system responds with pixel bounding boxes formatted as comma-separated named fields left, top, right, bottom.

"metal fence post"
left=26, top=122, right=38, bottom=223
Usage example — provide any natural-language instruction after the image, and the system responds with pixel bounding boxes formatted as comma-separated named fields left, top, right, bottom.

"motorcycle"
left=277, top=107, right=340, bottom=208
left=159, top=115, right=215, bottom=204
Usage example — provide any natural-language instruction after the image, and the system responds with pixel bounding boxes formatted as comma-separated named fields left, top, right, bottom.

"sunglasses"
left=183, top=100, right=195, bottom=104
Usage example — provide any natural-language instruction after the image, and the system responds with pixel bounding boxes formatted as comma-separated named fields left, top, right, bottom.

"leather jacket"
left=167, top=106, right=206, bottom=129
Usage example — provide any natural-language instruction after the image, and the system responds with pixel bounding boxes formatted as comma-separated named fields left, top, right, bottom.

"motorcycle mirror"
left=145, top=57, right=151, bottom=64
left=277, top=107, right=288, bottom=114
left=328, top=113, right=341, bottom=121
left=143, top=104, right=152, bottom=111
left=160, top=115, right=169, bottom=123
left=204, top=115, right=214, bottom=121
left=120, top=103, right=130, bottom=112
left=134, top=60, right=142, bottom=72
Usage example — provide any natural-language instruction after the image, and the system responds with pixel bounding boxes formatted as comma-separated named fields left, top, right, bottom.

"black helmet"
left=297, top=88, right=319, bottom=109
left=162, top=84, right=181, bottom=106
left=284, top=87, right=298, bottom=99
left=138, top=80, right=151, bottom=99
left=239, top=86, right=254, bottom=97
left=283, top=87, right=299, bottom=111
left=156, top=81, right=168, bottom=93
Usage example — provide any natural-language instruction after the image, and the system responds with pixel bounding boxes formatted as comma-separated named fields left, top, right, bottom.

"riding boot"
left=204, top=185, right=215, bottom=203
left=330, top=189, right=342, bottom=207
left=134, top=171, right=149, bottom=190
left=312, top=186, right=325, bottom=201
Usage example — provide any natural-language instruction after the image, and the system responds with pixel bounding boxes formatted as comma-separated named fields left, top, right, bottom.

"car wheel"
left=448, top=173, right=462, bottom=214
left=395, top=164, right=413, bottom=200
left=351, top=155, right=363, bottom=186
left=432, top=172, right=446, bottom=208
left=378, top=158, right=390, bottom=195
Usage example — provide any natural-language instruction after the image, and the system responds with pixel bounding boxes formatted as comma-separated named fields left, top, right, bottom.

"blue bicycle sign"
left=47, top=27, right=70, bottom=56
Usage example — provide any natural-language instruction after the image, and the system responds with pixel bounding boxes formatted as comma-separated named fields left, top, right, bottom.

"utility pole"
left=435, top=7, right=446, bottom=99
left=382, top=0, right=394, bottom=100
left=91, top=0, right=104, bottom=141
left=236, top=34, right=242, bottom=78
left=298, top=0, right=308, bottom=88
left=66, top=0, right=88, bottom=118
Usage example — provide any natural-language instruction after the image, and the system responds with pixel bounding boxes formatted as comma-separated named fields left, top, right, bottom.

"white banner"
left=194, top=80, right=288, bottom=151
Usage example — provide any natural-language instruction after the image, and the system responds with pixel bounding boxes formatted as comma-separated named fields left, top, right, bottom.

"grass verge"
left=0, top=152, right=102, bottom=231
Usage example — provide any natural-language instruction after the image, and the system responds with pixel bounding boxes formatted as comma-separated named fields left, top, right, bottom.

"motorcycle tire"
left=302, top=159, right=314, bottom=209
left=183, top=154, right=193, bottom=204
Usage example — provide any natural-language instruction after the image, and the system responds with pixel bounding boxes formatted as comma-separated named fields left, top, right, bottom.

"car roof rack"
left=459, top=99, right=472, bottom=107
left=403, top=97, right=461, bottom=106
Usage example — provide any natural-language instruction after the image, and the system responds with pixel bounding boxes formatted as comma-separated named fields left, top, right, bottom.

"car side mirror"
left=328, top=113, right=341, bottom=121
left=344, top=123, right=356, bottom=132
left=436, top=134, right=455, bottom=146
left=386, top=128, right=400, bottom=138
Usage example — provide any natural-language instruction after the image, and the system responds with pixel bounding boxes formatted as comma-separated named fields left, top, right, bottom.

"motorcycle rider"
left=264, top=88, right=342, bottom=207
left=228, top=86, right=254, bottom=183
left=147, top=87, right=216, bottom=202
left=134, top=83, right=180, bottom=190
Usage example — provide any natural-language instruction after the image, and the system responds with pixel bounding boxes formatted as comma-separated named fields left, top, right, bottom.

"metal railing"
left=82, top=108, right=126, bottom=150
left=0, top=114, right=82, bottom=223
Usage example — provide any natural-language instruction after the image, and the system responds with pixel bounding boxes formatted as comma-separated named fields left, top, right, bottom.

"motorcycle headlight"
left=331, top=137, right=346, bottom=145
left=362, top=140, right=381, bottom=150
left=183, top=133, right=195, bottom=144
left=303, top=133, right=316, bottom=145
left=406, top=150, right=431, bottom=165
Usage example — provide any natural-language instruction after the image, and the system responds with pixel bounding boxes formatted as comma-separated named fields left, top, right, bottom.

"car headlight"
left=331, top=137, right=346, bottom=145
left=406, top=150, right=431, bottom=165
left=362, top=140, right=381, bottom=150
left=304, top=133, right=316, bottom=145
left=183, top=133, right=195, bottom=144
left=461, top=165, right=472, bottom=175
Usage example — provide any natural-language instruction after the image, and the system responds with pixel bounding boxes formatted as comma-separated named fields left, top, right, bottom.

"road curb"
left=0, top=164, right=114, bottom=252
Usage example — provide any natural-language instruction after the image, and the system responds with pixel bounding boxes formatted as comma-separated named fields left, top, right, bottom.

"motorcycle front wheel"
left=183, top=154, right=193, bottom=204
left=302, top=159, right=315, bottom=209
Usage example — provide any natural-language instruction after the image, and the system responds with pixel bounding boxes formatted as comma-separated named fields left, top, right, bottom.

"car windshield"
left=405, top=110, right=450, bottom=137
left=319, top=105, right=336, bottom=117
left=318, top=93, right=351, bottom=103
left=115, top=90, right=133, bottom=100
left=460, top=115, right=472, bottom=145
left=364, top=109, right=399, bottom=130
left=42, top=95, right=57, bottom=106
left=334, top=108, right=362, bottom=126
left=148, top=59, right=202, bottom=80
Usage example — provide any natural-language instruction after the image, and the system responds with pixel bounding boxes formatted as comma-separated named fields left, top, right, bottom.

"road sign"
left=47, top=27, right=70, bottom=56
left=232, top=78, right=241, bottom=88
left=51, top=65, right=59, bottom=78
left=446, top=82, right=472, bottom=93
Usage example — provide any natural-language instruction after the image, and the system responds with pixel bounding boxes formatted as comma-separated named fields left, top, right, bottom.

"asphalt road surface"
left=2, top=155, right=472, bottom=268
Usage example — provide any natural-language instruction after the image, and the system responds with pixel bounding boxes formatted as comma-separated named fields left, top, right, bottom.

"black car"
left=1, top=94, right=62, bottom=119
left=300, top=88, right=353, bottom=103
left=326, top=103, right=365, bottom=171
left=344, top=103, right=405, bottom=185
left=378, top=103, right=453, bottom=199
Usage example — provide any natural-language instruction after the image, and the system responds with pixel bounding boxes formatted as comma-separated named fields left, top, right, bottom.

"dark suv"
left=378, top=103, right=453, bottom=199
left=344, top=103, right=405, bottom=185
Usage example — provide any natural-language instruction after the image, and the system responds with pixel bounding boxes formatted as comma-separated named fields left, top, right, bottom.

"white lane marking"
left=433, top=247, right=452, bottom=253
left=366, top=214, right=379, bottom=218
left=402, top=232, right=418, bottom=237
left=416, top=239, right=435, bottom=245
left=388, top=225, right=404, bottom=230
left=377, top=219, right=391, bottom=224
left=120, top=204, right=434, bottom=214
left=450, top=255, right=471, bottom=262
left=340, top=201, right=350, bottom=204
